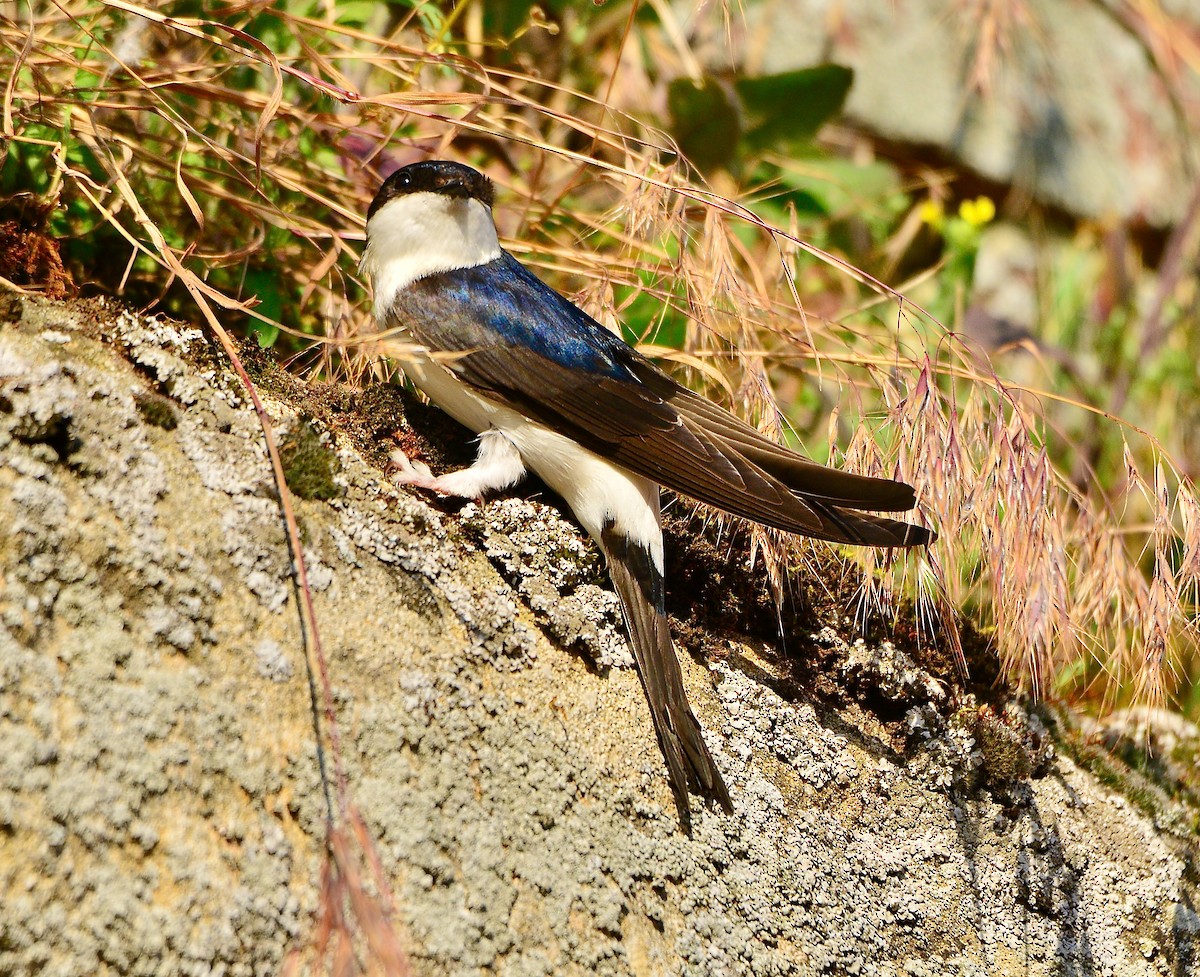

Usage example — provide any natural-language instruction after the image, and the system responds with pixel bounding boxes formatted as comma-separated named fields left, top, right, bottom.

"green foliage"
left=243, top=269, right=283, bottom=347
left=737, top=66, right=853, bottom=151
left=1, top=130, right=59, bottom=199
left=667, top=65, right=853, bottom=175
left=667, top=77, right=742, bottom=174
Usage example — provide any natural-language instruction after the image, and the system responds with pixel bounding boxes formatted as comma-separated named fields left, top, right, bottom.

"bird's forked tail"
left=600, top=523, right=732, bottom=827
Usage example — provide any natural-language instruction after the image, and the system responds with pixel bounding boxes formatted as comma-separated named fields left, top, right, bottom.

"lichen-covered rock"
left=1, top=296, right=1196, bottom=976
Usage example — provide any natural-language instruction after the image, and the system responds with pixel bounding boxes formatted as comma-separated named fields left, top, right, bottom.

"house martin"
left=361, top=159, right=933, bottom=823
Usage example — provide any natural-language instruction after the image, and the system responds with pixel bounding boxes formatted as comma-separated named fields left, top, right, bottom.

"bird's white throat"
left=360, top=192, right=501, bottom=315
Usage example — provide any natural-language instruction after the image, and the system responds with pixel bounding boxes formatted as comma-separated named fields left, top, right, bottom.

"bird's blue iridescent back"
left=407, top=252, right=636, bottom=380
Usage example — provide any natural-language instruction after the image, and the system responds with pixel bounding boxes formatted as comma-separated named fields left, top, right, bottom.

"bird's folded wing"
left=390, top=255, right=932, bottom=546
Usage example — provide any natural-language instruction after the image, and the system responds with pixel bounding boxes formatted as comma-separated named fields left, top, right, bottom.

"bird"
left=360, top=159, right=933, bottom=825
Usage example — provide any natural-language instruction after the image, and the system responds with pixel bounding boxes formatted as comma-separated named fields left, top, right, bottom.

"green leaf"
left=735, top=65, right=853, bottom=151
left=244, top=268, right=283, bottom=348
left=667, top=77, right=741, bottom=174
left=332, top=1, right=378, bottom=27
left=775, top=157, right=900, bottom=219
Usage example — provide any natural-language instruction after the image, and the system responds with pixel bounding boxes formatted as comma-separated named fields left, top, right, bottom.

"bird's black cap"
left=366, top=160, right=495, bottom=221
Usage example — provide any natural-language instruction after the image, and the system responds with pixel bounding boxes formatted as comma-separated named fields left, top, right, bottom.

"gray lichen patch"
left=459, top=496, right=632, bottom=670
left=1, top=296, right=1197, bottom=977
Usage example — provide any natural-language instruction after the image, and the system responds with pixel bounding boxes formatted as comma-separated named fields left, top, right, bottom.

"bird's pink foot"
left=389, top=448, right=484, bottom=501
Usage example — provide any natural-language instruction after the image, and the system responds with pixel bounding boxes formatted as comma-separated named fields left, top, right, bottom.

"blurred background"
left=2, top=0, right=1199, bottom=727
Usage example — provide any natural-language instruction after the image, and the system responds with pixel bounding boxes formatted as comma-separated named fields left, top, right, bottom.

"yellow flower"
left=919, top=199, right=944, bottom=226
left=959, top=196, right=996, bottom=227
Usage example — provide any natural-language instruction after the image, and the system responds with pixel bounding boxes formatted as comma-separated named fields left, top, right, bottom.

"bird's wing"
left=389, top=253, right=932, bottom=547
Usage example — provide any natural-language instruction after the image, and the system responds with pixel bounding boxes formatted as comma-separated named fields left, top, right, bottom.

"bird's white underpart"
left=390, top=348, right=665, bottom=573
left=360, top=192, right=500, bottom=316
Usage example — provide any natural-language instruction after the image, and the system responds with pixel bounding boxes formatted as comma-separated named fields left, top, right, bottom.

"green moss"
left=278, top=417, right=341, bottom=501
left=1051, top=711, right=1200, bottom=836
left=133, top=391, right=179, bottom=431
left=973, top=712, right=1033, bottom=783
left=1066, top=740, right=1169, bottom=823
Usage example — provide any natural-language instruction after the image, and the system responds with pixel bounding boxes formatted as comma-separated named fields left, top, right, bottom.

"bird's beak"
left=440, top=179, right=470, bottom=198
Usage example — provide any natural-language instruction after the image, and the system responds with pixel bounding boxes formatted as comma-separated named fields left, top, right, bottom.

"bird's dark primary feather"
left=600, top=521, right=732, bottom=822
left=388, top=252, right=934, bottom=547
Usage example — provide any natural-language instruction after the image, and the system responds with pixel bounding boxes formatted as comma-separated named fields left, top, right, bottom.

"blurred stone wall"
left=688, top=0, right=1198, bottom=226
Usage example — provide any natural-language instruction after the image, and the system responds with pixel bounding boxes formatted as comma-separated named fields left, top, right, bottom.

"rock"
left=0, top=295, right=1196, bottom=975
left=692, top=0, right=1200, bottom=226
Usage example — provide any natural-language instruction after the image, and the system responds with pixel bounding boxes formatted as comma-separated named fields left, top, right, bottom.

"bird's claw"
left=389, top=447, right=433, bottom=478
left=389, top=447, right=442, bottom=493
left=389, top=448, right=483, bottom=502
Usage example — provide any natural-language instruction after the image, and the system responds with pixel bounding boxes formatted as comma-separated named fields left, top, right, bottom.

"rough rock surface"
left=1, top=295, right=1197, bottom=976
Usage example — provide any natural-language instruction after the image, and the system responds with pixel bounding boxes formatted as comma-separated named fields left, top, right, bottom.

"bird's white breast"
left=359, top=192, right=501, bottom=315
left=396, top=346, right=663, bottom=570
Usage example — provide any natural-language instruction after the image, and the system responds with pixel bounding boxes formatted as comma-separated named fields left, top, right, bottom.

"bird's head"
left=366, top=160, right=495, bottom=221
left=361, top=160, right=501, bottom=310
